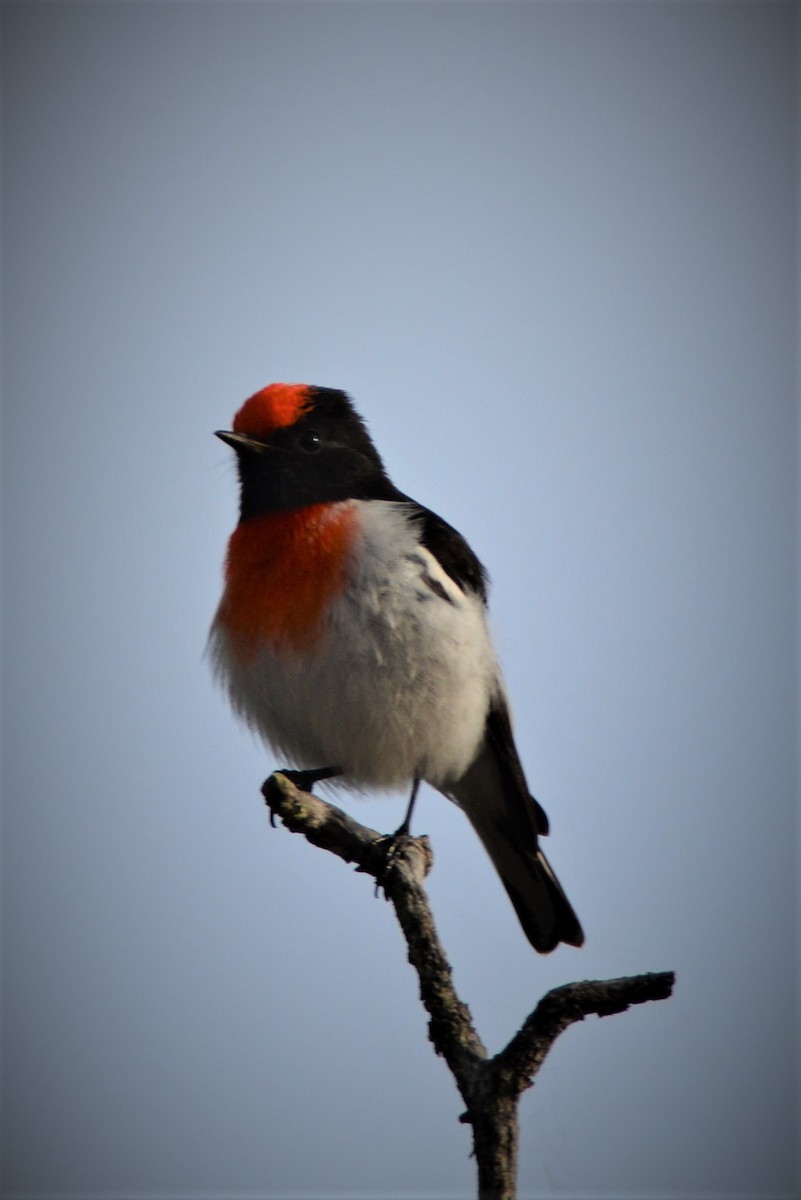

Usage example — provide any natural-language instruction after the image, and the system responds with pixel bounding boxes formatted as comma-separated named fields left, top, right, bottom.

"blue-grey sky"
left=2, top=3, right=797, bottom=1198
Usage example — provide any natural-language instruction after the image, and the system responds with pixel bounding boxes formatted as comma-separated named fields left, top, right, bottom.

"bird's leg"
left=371, top=778, right=423, bottom=897
left=394, top=777, right=421, bottom=837
left=277, top=765, right=342, bottom=793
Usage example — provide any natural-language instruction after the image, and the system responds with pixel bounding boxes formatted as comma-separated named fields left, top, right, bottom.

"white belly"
left=210, top=501, right=500, bottom=790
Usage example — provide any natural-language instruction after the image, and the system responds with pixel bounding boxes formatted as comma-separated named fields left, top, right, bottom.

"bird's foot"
left=276, top=766, right=342, bottom=793
left=266, top=766, right=341, bottom=825
left=371, top=778, right=422, bottom=893
left=373, top=826, right=419, bottom=898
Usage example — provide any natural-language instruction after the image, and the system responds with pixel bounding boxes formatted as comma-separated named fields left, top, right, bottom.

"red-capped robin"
left=210, top=383, right=584, bottom=952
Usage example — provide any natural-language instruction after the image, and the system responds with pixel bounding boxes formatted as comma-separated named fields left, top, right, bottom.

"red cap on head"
left=232, top=383, right=312, bottom=439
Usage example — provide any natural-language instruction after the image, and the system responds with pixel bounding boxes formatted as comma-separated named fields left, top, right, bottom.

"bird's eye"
left=298, top=429, right=322, bottom=453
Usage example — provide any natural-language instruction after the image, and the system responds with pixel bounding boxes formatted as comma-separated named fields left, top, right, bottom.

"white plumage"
left=210, top=499, right=501, bottom=791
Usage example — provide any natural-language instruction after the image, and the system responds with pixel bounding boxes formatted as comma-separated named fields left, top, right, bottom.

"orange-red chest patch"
left=217, top=503, right=358, bottom=658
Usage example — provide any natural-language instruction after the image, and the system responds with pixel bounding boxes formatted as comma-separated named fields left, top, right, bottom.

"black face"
left=221, top=388, right=397, bottom=520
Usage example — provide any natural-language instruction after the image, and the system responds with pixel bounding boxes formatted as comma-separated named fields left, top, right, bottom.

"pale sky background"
left=2, top=3, right=798, bottom=1198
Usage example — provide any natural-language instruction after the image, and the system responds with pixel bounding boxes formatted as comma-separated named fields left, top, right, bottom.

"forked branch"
left=262, top=771, right=675, bottom=1200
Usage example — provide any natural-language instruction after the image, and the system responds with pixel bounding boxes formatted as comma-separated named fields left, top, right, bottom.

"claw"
left=276, top=766, right=342, bottom=793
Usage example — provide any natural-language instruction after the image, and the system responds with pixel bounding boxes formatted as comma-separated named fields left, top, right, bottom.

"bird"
left=209, top=382, right=584, bottom=953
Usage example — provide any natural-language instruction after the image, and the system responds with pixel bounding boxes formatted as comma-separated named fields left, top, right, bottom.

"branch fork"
left=262, top=771, right=674, bottom=1200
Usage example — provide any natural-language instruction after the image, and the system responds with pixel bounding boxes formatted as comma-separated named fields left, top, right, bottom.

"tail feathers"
left=513, top=845, right=585, bottom=953
left=447, top=707, right=584, bottom=953
left=461, top=801, right=584, bottom=953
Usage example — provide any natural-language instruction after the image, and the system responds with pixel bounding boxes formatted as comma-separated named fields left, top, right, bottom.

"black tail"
left=446, top=703, right=584, bottom=953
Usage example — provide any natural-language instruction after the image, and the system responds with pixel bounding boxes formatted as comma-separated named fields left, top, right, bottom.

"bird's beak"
left=215, top=430, right=269, bottom=454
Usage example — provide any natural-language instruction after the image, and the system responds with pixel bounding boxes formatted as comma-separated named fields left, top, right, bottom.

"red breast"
left=216, top=502, right=359, bottom=660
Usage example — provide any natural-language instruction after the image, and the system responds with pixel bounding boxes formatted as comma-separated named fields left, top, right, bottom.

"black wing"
left=358, top=464, right=488, bottom=599
left=388, top=489, right=489, bottom=601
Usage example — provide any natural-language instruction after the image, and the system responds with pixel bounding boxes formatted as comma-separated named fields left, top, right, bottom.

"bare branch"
left=261, top=770, right=675, bottom=1200
left=492, top=972, right=676, bottom=1098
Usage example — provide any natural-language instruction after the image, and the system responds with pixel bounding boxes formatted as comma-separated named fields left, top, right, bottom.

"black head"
left=216, top=384, right=396, bottom=520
